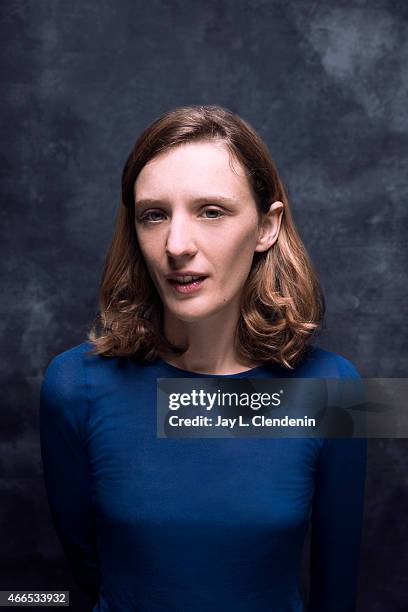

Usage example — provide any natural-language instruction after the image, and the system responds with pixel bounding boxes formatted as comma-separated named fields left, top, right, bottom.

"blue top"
left=39, top=342, right=367, bottom=612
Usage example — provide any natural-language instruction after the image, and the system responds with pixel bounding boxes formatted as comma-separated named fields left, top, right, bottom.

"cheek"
left=218, top=229, right=258, bottom=266
left=135, top=237, right=163, bottom=290
left=136, top=231, right=159, bottom=265
left=214, top=235, right=257, bottom=290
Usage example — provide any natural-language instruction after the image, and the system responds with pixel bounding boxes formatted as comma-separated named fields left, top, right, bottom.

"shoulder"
left=41, top=341, right=92, bottom=397
left=41, top=340, right=130, bottom=383
left=292, top=345, right=361, bottom=378
left=40, top=340, right=135, bottom=438
left=40, top=341, right=155, bottom=405
left=40, top=342, right=93, bottom=431
left=40, top=344, right=86, bottom=442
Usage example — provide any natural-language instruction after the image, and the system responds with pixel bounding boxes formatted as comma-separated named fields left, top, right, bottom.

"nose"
left=165, top=214, right=197, bottom=259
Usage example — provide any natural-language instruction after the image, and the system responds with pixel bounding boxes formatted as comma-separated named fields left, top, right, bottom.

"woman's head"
left=88, top=105, right=325, bottom=369
left=133, top=139, right=283, bottom=326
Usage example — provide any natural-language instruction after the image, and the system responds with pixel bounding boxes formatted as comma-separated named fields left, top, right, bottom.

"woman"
left=40, top=105, right=367, bottom=611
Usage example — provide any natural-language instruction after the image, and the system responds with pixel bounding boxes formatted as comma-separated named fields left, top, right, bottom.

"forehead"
left=134, top=141, right=252, bottom=200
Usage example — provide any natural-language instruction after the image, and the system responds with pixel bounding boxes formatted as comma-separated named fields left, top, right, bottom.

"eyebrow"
left=134, top=196, right=240, bottom=208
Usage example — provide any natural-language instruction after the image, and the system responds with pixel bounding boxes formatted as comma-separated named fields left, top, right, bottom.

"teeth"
left=173, top=275, right=202, bottom=283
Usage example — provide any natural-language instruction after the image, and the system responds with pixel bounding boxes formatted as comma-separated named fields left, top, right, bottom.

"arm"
left=39, top=350, right=100, bottom=601
left=308, top=437, right=367, bottom=611
left=308, top=356, right=367, bottom=611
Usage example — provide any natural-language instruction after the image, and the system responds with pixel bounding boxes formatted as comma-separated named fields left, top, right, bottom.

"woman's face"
left=134, top=140, right=281, bottom=323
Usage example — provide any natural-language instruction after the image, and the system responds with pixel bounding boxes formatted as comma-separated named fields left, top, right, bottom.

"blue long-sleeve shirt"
left=39, top=341, right=367, bottom=611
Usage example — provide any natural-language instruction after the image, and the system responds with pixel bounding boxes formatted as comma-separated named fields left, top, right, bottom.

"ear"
left=254, top=201, right=284, bottom=252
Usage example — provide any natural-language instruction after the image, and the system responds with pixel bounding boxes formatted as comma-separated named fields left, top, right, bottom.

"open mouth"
left=167, top=276, right=208, bottom=293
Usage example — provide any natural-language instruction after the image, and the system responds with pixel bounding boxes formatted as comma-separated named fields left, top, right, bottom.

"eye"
left=139, top=210, right=165, bottom=223
left=202, top=207, right=225, bottom=219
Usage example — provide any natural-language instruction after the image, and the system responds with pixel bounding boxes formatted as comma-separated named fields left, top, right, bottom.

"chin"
left=166, top=303, right=217, bottom=323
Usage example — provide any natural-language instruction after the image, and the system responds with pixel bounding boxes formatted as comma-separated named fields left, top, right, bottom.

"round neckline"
left=156, top=357, right=268, bottom=378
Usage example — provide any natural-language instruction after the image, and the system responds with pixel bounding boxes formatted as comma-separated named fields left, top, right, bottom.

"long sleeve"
left=39, top=350, right=100, bottom=601
left=308, top=437, right=367, bottom=611
left=308, top=355, right=367, bottom=611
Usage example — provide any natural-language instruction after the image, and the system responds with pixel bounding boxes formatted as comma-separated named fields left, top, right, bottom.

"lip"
left=166, top=276, right=208, bottom=295
left=165, top=271, right=209, bottom=279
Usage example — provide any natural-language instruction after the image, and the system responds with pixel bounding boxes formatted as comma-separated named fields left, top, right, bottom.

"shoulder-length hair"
left=87, top=105, right=325, bottom=369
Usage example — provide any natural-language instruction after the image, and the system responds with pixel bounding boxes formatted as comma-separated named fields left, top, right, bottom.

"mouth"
left=166, top=275, right=208, bottom=294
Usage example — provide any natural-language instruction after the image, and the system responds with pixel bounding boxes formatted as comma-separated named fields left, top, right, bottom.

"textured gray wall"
left=1, top=1, right=407, bottom=610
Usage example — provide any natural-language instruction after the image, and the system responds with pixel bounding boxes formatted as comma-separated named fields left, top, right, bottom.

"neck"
left=159, top=304, right=259, bottom=375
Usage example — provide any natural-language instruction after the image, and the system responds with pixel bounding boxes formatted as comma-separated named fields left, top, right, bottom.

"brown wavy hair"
left=86, top=105, right=325, bottom=369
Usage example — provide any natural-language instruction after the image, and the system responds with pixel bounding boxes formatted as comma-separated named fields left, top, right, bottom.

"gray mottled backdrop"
left=1, top=1, right=407, bottom=610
